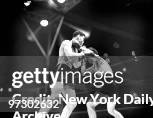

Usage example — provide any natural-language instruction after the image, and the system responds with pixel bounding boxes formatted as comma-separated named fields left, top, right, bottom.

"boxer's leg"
left=86, top=99, right=100, bottom=118
left=60, top=86, right=77, bottom=118
left=37, top=82, right=63, bottom=118
left=86, top=92, right=102, bottom=118
left=107, top=101, right=124, bottom=118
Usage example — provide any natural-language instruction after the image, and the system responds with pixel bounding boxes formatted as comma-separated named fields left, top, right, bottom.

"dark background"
left=1, top=0, right=153, bottom=56
left=0, top=0, right=153, bottom=118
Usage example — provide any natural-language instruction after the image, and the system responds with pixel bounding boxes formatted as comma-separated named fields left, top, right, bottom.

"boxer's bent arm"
left=64, top=44, right=84, bottom=57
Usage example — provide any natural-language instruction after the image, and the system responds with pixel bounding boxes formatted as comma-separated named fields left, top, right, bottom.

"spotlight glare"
left=79, top=30, right=91, bottom=38
left=123, top=67, right=127, bottom=72
left=0, top=88, right=3, bottom=92
left=48, top=0, right=81, bottom=12
left=8, top=88, right=12, bottom=92
left=48, top=0, right=57, bottom=8
left=27, top=34, right=34, bottom=42
left=65, top=22, right=90, bottom=38
left=57, top=0, right=66, bottom=3
left=24, top=1, right=31, bottom=7
left=40, top=20, right=49, bottom=27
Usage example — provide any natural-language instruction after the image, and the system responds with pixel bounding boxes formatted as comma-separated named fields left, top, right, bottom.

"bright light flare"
left=24, top=1, right=31, bottom=7
left=0, top=88, right=3, bottom=92
left=57, top=0, right=66, bottom=3
left=8, top=88, right=12, bottom=92
left=65, top=23, right=91, bottom=38
left=48, top=0, right=58, bottom=8
left=80, top=30, right=91, bottom=38
left=40, top=19, right=49, bottom=27
left=122, top=67, right=127, bottom=72
left=27, top=34, right=34, bottom=42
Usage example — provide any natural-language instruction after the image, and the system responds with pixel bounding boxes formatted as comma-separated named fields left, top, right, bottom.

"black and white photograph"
left=0, top=0, right=153, bottom=118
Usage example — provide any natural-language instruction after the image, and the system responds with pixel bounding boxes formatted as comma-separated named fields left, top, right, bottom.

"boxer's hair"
left=73, top=31, right=86, bottom=38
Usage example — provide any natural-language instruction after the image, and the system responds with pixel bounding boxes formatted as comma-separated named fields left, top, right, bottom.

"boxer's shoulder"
left=61, top=40, right=71, bottom=45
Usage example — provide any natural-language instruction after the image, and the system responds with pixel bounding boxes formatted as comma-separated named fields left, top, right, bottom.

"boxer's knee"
left=107, top=102, right=116, bottom=116
left=86, top=102, right=96, bottom=109
left=67, top=101, right=77, bottom=109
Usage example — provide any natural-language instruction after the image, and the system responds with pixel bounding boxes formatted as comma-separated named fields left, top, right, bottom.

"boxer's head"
left=72, top=31, right=86, bottom=47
